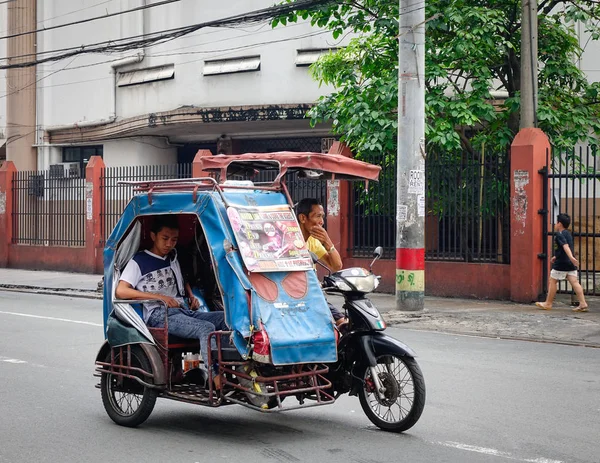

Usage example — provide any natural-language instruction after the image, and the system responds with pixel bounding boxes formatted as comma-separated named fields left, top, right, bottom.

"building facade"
left=1, top=0, right=343, bottom=171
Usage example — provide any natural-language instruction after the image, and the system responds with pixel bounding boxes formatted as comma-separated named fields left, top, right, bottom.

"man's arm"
left=309, top=225, right=342, bottom=271
left=115, top=280, right=180, bottom=308
left=561, top=243, right=579, bottom=267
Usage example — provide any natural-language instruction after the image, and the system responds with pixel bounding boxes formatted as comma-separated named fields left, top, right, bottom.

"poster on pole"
left=227, top=205, right=313, bottom=272
left=408, top=169, right=425, bottom=195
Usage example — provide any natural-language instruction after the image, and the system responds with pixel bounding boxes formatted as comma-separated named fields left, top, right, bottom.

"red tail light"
left=252, top=325, right=271, bottom=363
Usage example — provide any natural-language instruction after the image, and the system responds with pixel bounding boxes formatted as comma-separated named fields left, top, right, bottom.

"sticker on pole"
left=417, top=195, right=425, bottom=217
left=408, top=170, right=425, bottom=195
left=397, top=204, right=408, bottom=222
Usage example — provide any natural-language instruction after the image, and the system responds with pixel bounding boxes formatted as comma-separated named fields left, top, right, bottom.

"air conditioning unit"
left=51, top=162, right=81, bottom=178
left=49, top=164, right=65, bottom=178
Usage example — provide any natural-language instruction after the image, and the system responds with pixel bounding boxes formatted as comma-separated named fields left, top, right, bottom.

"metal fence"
left=541, top=146, right=600, bottom=296
left=351, top=150, right=511, bottom=263
left=426, top=149, right=511, bottom=263
left=100, top=164, right=192, bottom=243
left=11, top=170, right=86, bottom=246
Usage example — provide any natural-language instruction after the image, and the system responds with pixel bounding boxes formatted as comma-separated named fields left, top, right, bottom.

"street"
left=0, top=291, right=598, bottom=463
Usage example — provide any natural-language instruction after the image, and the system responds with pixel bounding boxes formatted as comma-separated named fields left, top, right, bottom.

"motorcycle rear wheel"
left=358, top=354, right=425, bottom=433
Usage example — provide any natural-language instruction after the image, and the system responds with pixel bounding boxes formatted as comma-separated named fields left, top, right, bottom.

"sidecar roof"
left=197, top=152, right=381, bottom=182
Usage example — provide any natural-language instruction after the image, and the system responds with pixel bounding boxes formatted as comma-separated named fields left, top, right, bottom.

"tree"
left=273, top=0, right=600, bottom=156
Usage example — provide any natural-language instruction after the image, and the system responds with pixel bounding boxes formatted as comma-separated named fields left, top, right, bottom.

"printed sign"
left=417, top=195, right=425, bottom=217
left=397, top=204, right=408, bottom=222
left=408, top=169, right=425, bottom=194
left=227, top=205, right=312, bottom=272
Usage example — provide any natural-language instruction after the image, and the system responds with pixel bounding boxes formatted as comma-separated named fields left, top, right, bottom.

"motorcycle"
left=316, top=247, right=426, bottom=433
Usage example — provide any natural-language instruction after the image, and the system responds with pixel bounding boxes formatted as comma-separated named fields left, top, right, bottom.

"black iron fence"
left=100, top=164, right=192, bottom=243
left=351, top=150, right=511, bottom=263
left=541, top=146, right=600, bottom=296
left=11, top=170, right=86, bottom=246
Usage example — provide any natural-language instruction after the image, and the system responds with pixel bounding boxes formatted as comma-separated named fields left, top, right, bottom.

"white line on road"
left=0, top=310, right=102, bottom=327
left=0, top=356, right=48, bottom=368
left=437, top=441, right=563, bottom=463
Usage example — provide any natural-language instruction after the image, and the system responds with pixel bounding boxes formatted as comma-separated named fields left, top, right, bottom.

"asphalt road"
left=0, top=291, right=598, bottom=463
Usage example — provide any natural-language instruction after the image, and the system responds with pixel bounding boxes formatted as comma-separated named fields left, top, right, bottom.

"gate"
left=540, top=146, right=600, bottom=296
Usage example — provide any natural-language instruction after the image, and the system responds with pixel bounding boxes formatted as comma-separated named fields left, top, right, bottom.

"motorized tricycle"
left=94, top=151, right=425, bottom=432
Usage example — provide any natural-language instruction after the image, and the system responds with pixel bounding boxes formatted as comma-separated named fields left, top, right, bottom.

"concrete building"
left=0, top=0, right=342, bottom=172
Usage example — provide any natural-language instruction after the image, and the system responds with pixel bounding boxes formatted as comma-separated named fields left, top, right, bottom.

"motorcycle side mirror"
left=369, top=246, right=383, bottom=271
left=309, top=250, right=332, bottom=274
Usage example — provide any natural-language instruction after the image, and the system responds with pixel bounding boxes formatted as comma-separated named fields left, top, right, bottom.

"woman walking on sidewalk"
left=536, top=213, right=588, bottom=312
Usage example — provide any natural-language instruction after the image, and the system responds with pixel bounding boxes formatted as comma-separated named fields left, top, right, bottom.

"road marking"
left=0, top=310, right=102, bottom=327
left=0, top=356, right=47, bottom=368
left=437, top=441, right=563, bottom=463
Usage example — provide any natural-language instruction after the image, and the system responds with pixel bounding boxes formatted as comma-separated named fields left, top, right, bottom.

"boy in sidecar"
left=115, top=214, right=228, bottom=387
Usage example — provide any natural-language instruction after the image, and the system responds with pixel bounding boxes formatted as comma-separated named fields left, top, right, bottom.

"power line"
left=1, top=0, right=182, bottom=42
left=0, top=0, right=336, bottom=69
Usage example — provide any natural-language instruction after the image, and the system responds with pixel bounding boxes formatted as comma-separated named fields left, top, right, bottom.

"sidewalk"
left=1, top=268, right=599, bottom=347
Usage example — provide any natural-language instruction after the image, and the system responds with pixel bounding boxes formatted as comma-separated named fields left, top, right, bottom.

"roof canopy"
left=197, top=152, right=381, bottom=182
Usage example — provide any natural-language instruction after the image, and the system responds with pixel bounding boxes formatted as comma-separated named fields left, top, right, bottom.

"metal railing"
left=542, top=146, right=600, bottom=296
left=100, top=164, right=192, bottom=243
left=11, top=170, right=86, bottom=246
left=351, top=150, right=511, bottom=263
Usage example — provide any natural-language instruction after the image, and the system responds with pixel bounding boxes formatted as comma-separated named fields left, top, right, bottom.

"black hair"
left=557, top=213, right=571, bottom=229
left=295, top=198, right=321, bottom=218
left=151, top=214, right=180, bottom=234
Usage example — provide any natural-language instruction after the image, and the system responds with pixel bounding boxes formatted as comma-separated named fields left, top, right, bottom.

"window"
left=203, top=56, right=261, bottom=76
left=62, top=145, right=103, bottom=178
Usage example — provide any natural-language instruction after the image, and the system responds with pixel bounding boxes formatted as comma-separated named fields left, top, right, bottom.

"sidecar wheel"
left=100, top=345, right=158, bottom=427
left=358, top=354, right=425, bottom=433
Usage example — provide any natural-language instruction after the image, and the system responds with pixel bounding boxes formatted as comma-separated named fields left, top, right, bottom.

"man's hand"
left=161, top=295, right=181, bottom=308
left=188, top=295, right=200, bottom=310
left=550, top=256, right=556, bottom=264
left=310, top=225, right=333, bottom=249
left=570, top=256, right=579, bottom=267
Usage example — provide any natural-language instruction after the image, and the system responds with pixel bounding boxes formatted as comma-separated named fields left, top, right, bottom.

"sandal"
left=535, top=302, right=551, bottom=310
left=572, top=306, right=589, bottom=312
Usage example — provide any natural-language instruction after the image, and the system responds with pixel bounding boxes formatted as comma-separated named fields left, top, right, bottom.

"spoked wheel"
left=358, top=354, right=425, bottom=433
left=100, top=345, right=158, bottom=427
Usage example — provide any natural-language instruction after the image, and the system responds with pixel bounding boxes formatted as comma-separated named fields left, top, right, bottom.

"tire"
left=100, top=345, right=158, bottom=427
left=358, top=354, right=425, bottom=433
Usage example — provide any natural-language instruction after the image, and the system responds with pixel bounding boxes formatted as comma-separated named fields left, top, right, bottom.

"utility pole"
left=396, top=0, right=425, bottom=311
left=520, top=0, right=538, bottom=128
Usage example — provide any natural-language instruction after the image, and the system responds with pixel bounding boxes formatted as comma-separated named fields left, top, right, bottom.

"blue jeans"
left=147, top=308, right=228, bottom=372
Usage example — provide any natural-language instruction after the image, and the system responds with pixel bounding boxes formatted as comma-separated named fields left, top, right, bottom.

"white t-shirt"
left=120, top=250, right=184, bottom=321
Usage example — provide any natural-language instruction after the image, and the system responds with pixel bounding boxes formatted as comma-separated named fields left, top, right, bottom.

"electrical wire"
left=0, top=0, right=337, bottom=69
left=0, top=0, right=182, bottom=42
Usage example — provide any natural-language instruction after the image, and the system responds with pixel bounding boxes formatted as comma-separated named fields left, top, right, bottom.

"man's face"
left=301, top=204, right=325, bottom=231
left=150, top=226, right=179, bottom=257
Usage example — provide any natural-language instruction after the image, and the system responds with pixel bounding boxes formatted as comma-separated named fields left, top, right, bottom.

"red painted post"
left=510, top=128, right=550, bottom=302
left=85, top=156, right=105, bottom=273
left=192, top=149, right=214, bottom=178
left=326, top=142, right=352, bottom=261
left=0, top=161, right=17, bottom=268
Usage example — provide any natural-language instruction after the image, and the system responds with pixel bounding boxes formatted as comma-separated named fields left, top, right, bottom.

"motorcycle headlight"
left=334, top=280, right=353, bottom=292
left=344, top=274, right=377, bottom=293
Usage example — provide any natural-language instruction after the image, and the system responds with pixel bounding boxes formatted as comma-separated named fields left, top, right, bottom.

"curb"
left=0, top=285, right=102, bottom=300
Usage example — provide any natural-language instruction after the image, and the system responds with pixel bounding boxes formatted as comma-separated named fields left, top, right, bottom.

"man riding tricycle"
left=94, top=151, right=425, bottom=432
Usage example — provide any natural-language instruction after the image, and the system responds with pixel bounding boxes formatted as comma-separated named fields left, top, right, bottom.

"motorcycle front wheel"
left=358, top=354, right=425, bottom=433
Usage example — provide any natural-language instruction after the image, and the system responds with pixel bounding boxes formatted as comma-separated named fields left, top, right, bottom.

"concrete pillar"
left=510, top=128, right=550, bottom=302
left=6, top=0, right=37, bottom=171
left=192, top=149, right=214, bottom=178
left=85, top=156, right=105, bottom=273
left=325, top=142, right=352, bottom=261
left=0, top=161, right=17, bottom=267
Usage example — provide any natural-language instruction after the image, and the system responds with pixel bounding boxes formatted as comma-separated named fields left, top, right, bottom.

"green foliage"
left=273, top=0, right=600, bottom=157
